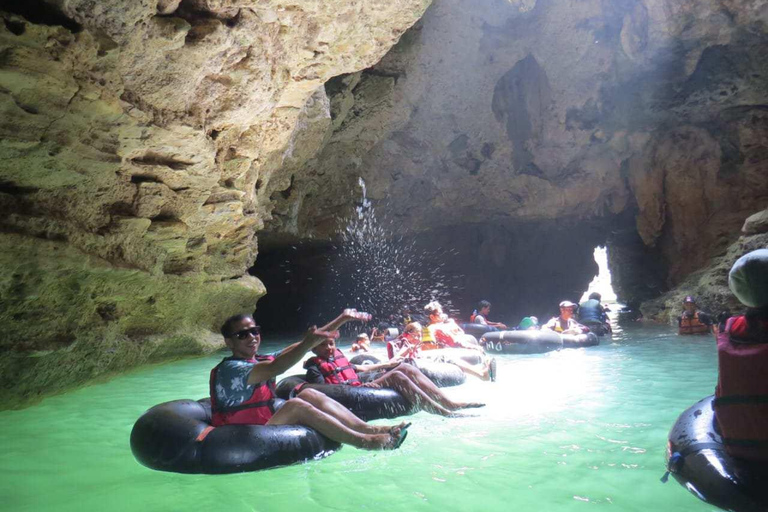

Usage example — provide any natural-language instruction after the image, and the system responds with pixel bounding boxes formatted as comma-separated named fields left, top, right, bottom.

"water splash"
left=324, top=178, right=463, bottom=324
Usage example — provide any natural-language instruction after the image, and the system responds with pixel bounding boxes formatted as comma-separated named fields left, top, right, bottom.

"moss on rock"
left=0, top=233, right=265, bottom=409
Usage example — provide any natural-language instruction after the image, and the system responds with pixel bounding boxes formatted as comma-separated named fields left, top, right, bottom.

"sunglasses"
left=232, top=327, right=261, bottom=339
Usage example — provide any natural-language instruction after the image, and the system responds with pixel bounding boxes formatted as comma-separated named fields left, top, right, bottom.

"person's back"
left=714, top=249, right=768, bottom=462
left=578, top=299, right=603, bottom=324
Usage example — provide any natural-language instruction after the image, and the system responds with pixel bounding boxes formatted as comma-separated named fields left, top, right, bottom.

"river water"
left=1, top=320, right=720, bottom=512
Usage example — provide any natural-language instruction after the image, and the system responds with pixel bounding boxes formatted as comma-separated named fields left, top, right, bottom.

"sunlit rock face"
left=262, top=0, right=768, bottom=318
left=0, top=0, right=429, bottom=407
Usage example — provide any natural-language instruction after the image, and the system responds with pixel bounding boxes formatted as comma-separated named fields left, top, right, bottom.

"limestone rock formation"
left=0, top=0, right=430, bottom=408
left=258, top=0, right=768, bottom=321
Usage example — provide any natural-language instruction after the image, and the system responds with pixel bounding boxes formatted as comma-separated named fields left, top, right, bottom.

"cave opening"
left=579, top=246, right=618, bottom=305
left=251, top=215, right=623, bottom=337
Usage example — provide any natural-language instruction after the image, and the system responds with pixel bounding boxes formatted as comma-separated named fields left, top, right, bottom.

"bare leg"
left=267, top=398, right=398, bottom=450
left=373, top=371, right=456, bottom=416
left=450, top=358, right=490, bottom=381
left=295, top=388, right=405, bottom=435
left=394, top=363, right=485, bottom=409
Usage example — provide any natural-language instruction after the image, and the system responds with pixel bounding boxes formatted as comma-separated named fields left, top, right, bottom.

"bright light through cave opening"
left=579, top=246, right=617, bottom=304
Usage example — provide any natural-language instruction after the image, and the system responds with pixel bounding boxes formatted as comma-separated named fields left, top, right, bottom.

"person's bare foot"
left=367, top=421, right=408, bottom=435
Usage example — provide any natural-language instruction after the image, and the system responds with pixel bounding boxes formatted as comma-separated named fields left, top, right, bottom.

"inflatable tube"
left=561, top=332, right=600, bottom=348
left=349, top=354, right=381, bottom=366
left=580, top=321, right=610, bottom=337
left=665, top=396, right=768, bottom=512
left=480, top=330, right=562, bottom=354
left=418, top=347, right=484, bottom=366
left=275, top=375, right=413, bottom=421
left=130, top=398, right=339, bottom=474
left=461, top=323, right=497, bottom=337
left=343, top=354, right=465, bottom=388
left=411, top=359, right=466, bottom=387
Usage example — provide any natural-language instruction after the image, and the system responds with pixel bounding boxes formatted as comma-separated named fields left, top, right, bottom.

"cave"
left=1, top=0, right=767, bottom=409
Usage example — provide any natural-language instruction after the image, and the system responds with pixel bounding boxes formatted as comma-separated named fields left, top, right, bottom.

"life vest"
left=209, top=355, right=277, bottom=427
left=470, top=310, right=478, bottom=323
left=304, top=349, right=361, bottom=386
left=428, top=320, right=466, bottom=348
left=678, top=312, right=710, bottom=334
left=714, top=315, right=768, bottom=461
left=420, top=325, right=441, bottom=350
left=578, top=300, right=603, bottom=323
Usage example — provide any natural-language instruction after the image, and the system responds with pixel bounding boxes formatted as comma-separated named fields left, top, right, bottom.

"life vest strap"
left=720, top=438, right=768, bottom=448
left=213, top=399, right=274, bottom=414
left=713, top=395, right=768, bottom=406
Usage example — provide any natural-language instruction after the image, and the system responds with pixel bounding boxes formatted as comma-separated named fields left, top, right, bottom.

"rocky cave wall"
left=259, top=0, right=768, bottom=320
left=0, top=0, right=430, bottom=408
left=2, top=0, right=768, bottom=407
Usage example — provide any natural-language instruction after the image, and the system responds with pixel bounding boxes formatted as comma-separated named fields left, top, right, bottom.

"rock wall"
left=260, top=0, right=768, bottom=316
left=0, top=0, right=430, bottom=408
left=2, top=0, right=767, bottom=406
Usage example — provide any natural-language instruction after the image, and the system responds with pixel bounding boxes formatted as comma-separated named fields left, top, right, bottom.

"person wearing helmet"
left=677, top=295, right=713, bottom=335
left=713, top=249, right=768, bottom=462
left=542, top=301, right=589, bottom=334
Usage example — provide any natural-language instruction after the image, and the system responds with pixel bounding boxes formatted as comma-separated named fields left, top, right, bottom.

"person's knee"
left=386, top=371, right=411, bottom=387
left=398, top=362, right=420, bottom=376
left=296, top=388, right=322, bottom=401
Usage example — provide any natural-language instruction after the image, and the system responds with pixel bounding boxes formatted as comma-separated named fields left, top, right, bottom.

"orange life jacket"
left=678, top=312, right=710, bottom=334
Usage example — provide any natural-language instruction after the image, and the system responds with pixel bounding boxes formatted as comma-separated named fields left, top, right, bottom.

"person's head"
left=683, top=295, right=697, bottom=314
left=311, top=337, right=337, bottom=359
left=559, top=301, right=577, bottom=319
left=517, top=316, right=539, bottom=330
left=477, top=300, right=491, bottom=315
left=404, top=322, right=422, bottom=339
left=424, top=301, right=443, bottom=324
left=221, top=314, right=261, bottom=359
left=729, top=249, right=768, bottom=309
left=588, top=292, right=601, bottom=301
left=356, top=333, right=369, bottom=344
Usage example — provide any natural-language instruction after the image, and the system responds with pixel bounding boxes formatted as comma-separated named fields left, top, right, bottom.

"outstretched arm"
left=320, top=308, right=372, bottom=332
left=247, top=327, right=336, bottom=385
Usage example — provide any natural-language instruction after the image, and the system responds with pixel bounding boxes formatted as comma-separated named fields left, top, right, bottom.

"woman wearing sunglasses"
left=210, top=309, right=409, bottom=450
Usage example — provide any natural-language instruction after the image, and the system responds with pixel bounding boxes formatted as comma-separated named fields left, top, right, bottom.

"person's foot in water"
left=489, top=358, right=497, bottom=382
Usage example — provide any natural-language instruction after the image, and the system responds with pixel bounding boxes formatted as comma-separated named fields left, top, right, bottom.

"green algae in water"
left=0, top=324, right=722, bottom=511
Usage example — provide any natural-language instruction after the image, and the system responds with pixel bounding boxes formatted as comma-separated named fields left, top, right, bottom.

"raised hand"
left=342, top=308, right=372, bottom=322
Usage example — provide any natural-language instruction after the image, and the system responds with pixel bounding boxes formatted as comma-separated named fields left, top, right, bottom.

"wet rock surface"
left=2, top=0, right=767, bottom=405
left=0, top=0, right=429, bottom=407
left=262, top=0, right=767, bottom=323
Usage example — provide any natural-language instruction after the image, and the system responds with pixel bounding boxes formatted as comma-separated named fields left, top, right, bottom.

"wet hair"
left=220, top=314, right=253, bottom=338
left=404, top=322, right=422, bottom=334
left=424, top=301, right=443, bottom=315
left=588, top=292, right=601, bottom=301
left=477, top=300, right=491, bottom=310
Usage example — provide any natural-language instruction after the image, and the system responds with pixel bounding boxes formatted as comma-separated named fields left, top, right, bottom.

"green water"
left=1, top=322, right=721, bottom=512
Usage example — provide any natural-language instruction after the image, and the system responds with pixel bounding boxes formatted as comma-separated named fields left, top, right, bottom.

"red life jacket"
left=714, top=316, right=768, bottom=461
left=305, top=349, right=361, bottom=386
left=209, top=355, right=277, bottom=427
left=678, top=312, right=710, bottom=334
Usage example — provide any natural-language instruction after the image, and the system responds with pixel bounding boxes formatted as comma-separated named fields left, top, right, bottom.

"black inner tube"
left=130, top=398, right=340, bottom=474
